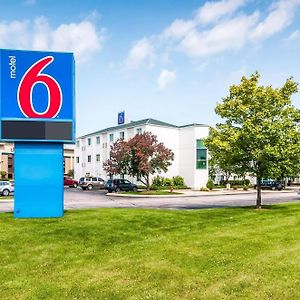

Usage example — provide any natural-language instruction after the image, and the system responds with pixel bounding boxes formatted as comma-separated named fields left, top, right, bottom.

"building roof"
left=78, top=118, right=208, bottom=139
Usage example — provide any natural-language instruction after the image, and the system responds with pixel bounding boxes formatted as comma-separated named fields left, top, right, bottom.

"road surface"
left=1, top=188, right=300, bottom=213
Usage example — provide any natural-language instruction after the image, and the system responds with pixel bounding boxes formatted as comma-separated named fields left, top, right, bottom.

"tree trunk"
left=256, top=176, right=262, bottom=209
left=146, top=173, right=150, bottom=191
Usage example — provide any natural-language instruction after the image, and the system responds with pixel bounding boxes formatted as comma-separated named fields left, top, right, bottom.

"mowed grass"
left=122, top=190, right=182, bottom=195
left=1, top=204, right=300, bottom=299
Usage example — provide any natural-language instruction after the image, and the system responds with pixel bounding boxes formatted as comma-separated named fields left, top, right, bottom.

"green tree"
left=67, top=169, right=74, bottom=178
left=205, top=72, right=300, bottom=208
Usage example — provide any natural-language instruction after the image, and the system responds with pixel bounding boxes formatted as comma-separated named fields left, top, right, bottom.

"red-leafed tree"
left=103, top=132, right=174, bottom=190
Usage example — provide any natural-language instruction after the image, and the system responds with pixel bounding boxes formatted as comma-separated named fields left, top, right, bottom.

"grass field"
left=1, top=204, right=300, bottom=299
left=0, top=196, right=13, bottom=200
left=122, top=190, right=182, bottom=195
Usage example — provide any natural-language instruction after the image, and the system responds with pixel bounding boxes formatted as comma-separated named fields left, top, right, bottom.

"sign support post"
left=14, top=142, right=64, bottom=218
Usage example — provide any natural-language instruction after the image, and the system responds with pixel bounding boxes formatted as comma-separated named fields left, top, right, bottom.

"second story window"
left=96, top=136, right=100, bottom=144
left=76, top=140, right=80, bottom=147
left=87, top=155, right=91, bottom=163
left=88, top=138, right=91, bottom=146
left=109, top=133, right=114, bottom=142
left=96, top=154, right=100, bottom=162
left=120, top=131, right=125, bottom=140
left=76, top=157, right=79, bottom=163
left=137, top=128, right=142, bottom=134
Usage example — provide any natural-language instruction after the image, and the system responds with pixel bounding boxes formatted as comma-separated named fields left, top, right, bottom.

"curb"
left=106, top=189, right=296, bottom=198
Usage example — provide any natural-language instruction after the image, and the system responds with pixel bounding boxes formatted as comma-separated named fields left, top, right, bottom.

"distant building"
left=0, top=142, right=75, bottom=179
left=74, top=118, right=209, bottom=189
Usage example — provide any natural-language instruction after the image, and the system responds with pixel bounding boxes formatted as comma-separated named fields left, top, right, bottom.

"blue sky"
left=1, top=0, right=300, bottom=136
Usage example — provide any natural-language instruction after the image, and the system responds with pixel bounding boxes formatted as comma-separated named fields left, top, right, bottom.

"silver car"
left=0, top=181, right=14, bottom=196
left=79, top=177, right=106, bottom=190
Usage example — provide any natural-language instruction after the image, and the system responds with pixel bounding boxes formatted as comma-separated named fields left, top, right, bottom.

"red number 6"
left=18, top=56, right=62, bottom=118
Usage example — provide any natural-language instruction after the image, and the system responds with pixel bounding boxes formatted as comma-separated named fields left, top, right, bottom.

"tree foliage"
left=205, top=72, right=300, bottom=207
left=103, top=132, right=174, bottom=189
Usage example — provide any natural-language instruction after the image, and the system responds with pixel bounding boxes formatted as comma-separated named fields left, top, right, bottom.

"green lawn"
left=1, top=204, right=300, bottom=299
left=0, top=196, right=13, bottom=200
left=122, top=190, right=182, bottom=195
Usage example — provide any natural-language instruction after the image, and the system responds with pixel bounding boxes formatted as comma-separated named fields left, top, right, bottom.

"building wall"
left=74, top=122, right=209, bottom=189
left=0, top=142, right=75, bottom=179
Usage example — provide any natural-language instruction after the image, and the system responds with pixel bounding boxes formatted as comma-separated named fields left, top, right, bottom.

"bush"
left=206, top=179, right=215, bottom=190
left=152, top=176, right=164, bottom=187
left=172, top=176, right=185, bottom=187
left=163, top=178, right=173, bottom=187
left=0, top=171, right=7, bottom=179
left=243, top=185, right=249, bottom=191
left=220, top=179, right=250, bottom=186
left=200, top=187, right=209, bottom=191
left=151, top=176, right=188, bottom=189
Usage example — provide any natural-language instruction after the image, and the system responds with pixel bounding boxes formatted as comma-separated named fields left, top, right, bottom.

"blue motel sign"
left=0, top=49, right=75, bottom=218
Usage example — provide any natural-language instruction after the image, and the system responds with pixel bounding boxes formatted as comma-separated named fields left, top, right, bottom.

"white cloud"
left=251, top=0, right=300, bottom=41
left=23, top=0, right=36, bottom=5
left=286, top=29, right=300, bottom=41
left=125, top=0, right=300, bottom=68
left=196, top=0, right=247, bottom=24
left=157, top=69, right=176, bottom=90
left=126, top=38, right=154, bottom=69
left=0, top=17, right=104, bottom=64
left=180, top=12, right=259, bottom=57
left=163, top=19, right=196, bottom=40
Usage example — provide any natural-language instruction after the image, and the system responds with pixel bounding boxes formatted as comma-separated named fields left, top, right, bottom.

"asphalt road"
left=1, top=187, right=300, bottom=213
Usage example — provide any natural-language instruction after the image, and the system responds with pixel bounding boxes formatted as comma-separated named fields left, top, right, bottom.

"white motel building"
left=74, top=118, right=209, bottom=189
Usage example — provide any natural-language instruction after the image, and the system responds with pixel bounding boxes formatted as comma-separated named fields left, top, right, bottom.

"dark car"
left=64, top=176, right=78, bottom=188
left=254, top=180, right=284, bottom=191
left=105, top=179, right=138, bottom=193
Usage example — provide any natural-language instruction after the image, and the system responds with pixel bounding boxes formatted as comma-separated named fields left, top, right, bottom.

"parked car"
left=254, top=180, right=284, bottom=191
left=64, top=176, right=78, bottom=188
left=79, top=177, right=105, bottom=190
left=0, top=181, right=14, bottom=196
left=105, top=179, right=138, bottom=193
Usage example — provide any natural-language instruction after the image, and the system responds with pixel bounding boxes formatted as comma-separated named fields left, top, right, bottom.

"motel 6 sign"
left=0, top=49, right=75, bottom=143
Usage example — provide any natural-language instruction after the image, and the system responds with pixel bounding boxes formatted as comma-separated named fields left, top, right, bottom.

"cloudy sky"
left=1, top=0, right=300, bottom=136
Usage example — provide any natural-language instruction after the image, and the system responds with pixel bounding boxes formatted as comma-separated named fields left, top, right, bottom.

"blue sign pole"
left=14, top=142, right=64, bottom=218
left=0, top=49, right=75, bottom=219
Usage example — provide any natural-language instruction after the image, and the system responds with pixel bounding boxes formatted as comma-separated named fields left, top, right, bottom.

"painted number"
left=18, top=56, right=62, bottom=118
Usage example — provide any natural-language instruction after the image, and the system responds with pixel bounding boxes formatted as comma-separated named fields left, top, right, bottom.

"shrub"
left=163, top=178, right=173, bottom=187
left=0, top=171, right=7, bottom=179
left=220, top=179, right=250, bottom=186
left=200, top=187, right=209, bottom=191
left=243, top=185, right=249, bottom=191
left=206, top=179, right=215, bottom=190
left=152, top=176, right=164, bottom=187
left=172, top=176, right=185, bottom=187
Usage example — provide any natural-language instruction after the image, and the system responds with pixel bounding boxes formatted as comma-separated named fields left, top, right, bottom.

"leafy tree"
left=103, top=140, right=130, bottom=177
left=205, top=72, right=300, bottom=208
left=103, top=132, right=174, bottom=189
left=67, top=169, right=74, bottom=178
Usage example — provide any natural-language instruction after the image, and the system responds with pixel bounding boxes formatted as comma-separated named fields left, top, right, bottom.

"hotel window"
left=76, top=140, right=80, bottom=147
left=76, top=157, right=79, bottom=164
left=137, top=128, right=142, bottom=134
left=96, top=136, right=100, bottom=144
left=120, top=131, right=125, bottom=140
left=96, top=154, right=100, bottom=162
left=196, top=139, right=207, bottom=169
left=109, top=133, right=114, bottom=142
left=87, top=155, right=91, bottom=163
left=88, top=138, right=91, bottom=146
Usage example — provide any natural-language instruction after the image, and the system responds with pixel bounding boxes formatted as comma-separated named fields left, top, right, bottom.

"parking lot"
left=1, top=186, right=300, bottom=213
